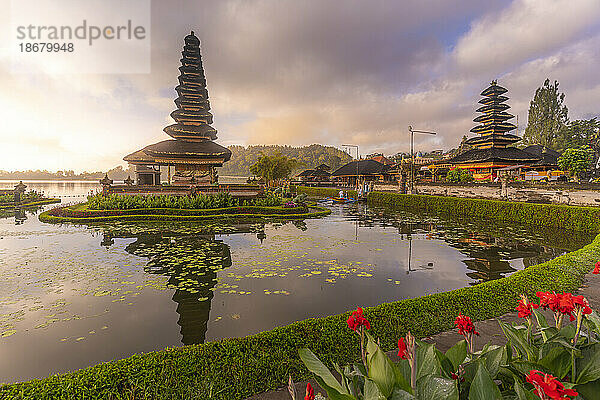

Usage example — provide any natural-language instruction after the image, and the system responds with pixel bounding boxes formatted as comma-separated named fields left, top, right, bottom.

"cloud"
left=453, top=0, right=600, bottom=76
left=0, top=0, right=599, bottom=172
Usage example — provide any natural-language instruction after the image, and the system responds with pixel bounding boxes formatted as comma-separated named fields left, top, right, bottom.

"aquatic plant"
left=86, top=192, right=283, bottom=210
left=0, top=190, right=45, bottom=205
left=299, top=292, right=600, bottom=399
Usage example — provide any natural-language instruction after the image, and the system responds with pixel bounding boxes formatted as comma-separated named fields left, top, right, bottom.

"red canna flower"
left=304, top=382, right=315, bottom=400
left=573, top=295, right=592, bottom=316
left=526, top=370, right=577, bottom=400
left=516, top=297, right=533, bottom=318
left=455, top=313, right=479, bottom=337
left=594, top=261, right=600, bottom=274
left=397, top=337, right=408, bottom=359
left=557, top=293, right=577, bottom=321
left=347, top=307, right=371, bottom=332
left=533, top=291, right=560, bottom=312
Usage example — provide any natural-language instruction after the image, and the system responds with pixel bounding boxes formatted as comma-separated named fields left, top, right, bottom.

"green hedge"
left=4, top=192, right=600, bottom=399
left=0, top=198, right=60, bottom=210
left=368, top=191, right=600, bottom=232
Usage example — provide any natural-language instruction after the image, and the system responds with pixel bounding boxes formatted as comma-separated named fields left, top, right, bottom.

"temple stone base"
left=173, top=164, right=216, bottom=185
left=372, top=182, right=600, bottom=207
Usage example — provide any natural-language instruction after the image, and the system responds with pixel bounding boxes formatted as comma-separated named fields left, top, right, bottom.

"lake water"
left=0, top=181, right=593, bottom=383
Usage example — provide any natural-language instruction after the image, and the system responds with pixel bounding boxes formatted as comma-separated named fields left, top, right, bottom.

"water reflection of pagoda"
left=124, top=31, right=231, bottom=185
left=100, top=230, right=231, bottom=345
left=125, top=234, right=232, bottom=345
left=447, top=81, right=538, bottom=180
left=463, top=259, right=516, bottom=284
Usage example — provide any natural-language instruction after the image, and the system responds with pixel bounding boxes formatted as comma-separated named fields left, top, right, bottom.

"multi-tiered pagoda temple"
left=124, top=31, right=231, bottom=185
left=447, top=81, right=539, bottom=180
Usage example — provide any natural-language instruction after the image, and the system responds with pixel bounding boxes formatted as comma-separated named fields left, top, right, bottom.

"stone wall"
left=373, top=182, right=600, bottom=207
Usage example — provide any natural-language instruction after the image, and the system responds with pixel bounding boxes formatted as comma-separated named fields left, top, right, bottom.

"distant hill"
left=1, top=144, right=353, bottom=180
left=218, top=144, right=353, bottom=176
left=0, top=165, right=136, bottom=181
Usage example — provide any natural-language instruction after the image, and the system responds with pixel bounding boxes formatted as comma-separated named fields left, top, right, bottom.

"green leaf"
left=585, top=311, right=600, bottom=334
left=532, top=308, right=549, bottom=329
left=364, top=378, right=386, bottom=400
left=538, top=347, right=571, bottom=380
left=468, top=362, right=502, bottom=400
left=445, top=340, right=467, bottom=371
left=392, top=361, right=412, bottom=394
left=514, top=378, right=537, bottom=400
left=354, top=362, right=367, bottom=377
left=416, top=375, right=458, bottom=400
left=499, top=320, right=535, bottom=361
left=390, top=388, right=416, bottom=400
left=333, top=361, right=351, bottom=394
left=366, top=333, right=396, bottom=397
left=481, top=346, right=504, bottom=378
left=576, top=343, right=600, bottom=384
left=312, top=375, right=357, bottom=400
left=532, top=309, right=551, bottom=342
left=298, top=348, right=348, bottom=394
left=510, top=360, right=550, bottom=377
left=435, top=349, right=456, bottom=378
left=574, top=378, right=600, bottom=400
left=416, top=343, right=440, bottom=381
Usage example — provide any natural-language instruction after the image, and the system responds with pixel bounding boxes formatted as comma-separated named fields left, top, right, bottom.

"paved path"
left=246, top=272, right=600, bottom=399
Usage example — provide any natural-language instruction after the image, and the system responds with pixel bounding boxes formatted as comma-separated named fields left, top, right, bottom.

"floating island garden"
left=39, top=190, right=330, bottom=223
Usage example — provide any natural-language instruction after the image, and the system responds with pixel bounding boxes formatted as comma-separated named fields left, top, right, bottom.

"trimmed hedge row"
left=0, top=198, right=60, bottom=210
left=3, top=191, right=600, bottom=399
left=368, top=191, right=600, bottom=232
left=39, top=204, right=331, bottom=224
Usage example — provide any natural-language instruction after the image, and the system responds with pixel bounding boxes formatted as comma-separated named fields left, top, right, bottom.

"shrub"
left=446, top=168, right=474, bottom=183
left=87, top=192, right=282, bottom=210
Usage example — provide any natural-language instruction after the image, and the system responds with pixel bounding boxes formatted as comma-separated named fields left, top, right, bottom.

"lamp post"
left=408, top=126, right=436, bottom=194
left=342, top=144, right=359, bottom=190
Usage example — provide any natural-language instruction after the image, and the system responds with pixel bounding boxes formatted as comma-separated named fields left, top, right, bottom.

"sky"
left=1, top=0, right=600, bottom=172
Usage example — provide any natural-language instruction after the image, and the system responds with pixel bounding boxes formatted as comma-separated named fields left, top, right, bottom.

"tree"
left=219, top=144, right=352, bottom=176
left=559, top=118, right=600, bottom=160
left=523, top=79, right=569, bottom=150
left=446, top=168, right=474, bottom=183
left=249, top=152, right=302, bottom=186
left=558, top=146, right=593, bottom=181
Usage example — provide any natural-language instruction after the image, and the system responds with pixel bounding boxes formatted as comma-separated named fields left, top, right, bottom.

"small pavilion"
left=297, top=164, right=331, bottom=182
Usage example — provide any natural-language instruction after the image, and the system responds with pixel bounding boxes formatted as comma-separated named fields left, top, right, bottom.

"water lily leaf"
left=1, top=329, right=16, bottom=338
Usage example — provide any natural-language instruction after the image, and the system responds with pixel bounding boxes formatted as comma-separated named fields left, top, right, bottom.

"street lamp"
left=408, top=126, right=436, bottom=194
left=342, top=144, right=359, bottom=190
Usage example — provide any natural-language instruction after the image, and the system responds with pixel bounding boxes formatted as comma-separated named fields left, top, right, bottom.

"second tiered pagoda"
left=124, top=31, right=231, bottom=185
left=446, top=81, right=539, bottom=180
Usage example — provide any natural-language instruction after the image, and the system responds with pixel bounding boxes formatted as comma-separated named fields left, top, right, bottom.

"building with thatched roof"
left=331, top=159, right=391, bottom=186
left=297, top=164, right=331, bottom=182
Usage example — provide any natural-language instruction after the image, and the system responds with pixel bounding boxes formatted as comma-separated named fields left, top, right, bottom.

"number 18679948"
left=19, top=42, right=74, bottom=52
